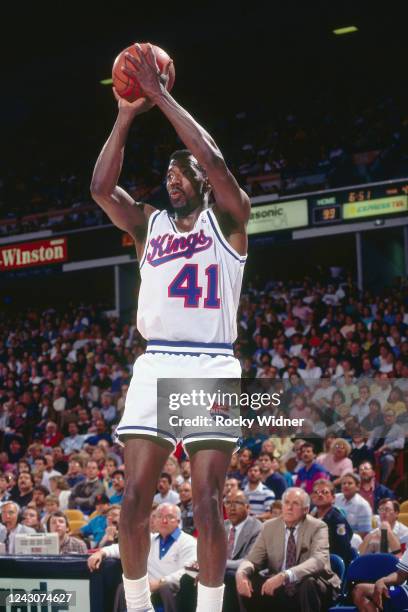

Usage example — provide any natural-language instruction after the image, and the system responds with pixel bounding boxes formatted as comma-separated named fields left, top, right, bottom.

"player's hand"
left=261, top=573, right=285, bottom=596
left=373, top=579, right=389, bottom=609
left=87, top=550, right=104, bottom=572
left=236, top=572, right=253, bottom=598
left=113, top=87, right=154, bottom=116
left=122, top=43, right=173, bottom=102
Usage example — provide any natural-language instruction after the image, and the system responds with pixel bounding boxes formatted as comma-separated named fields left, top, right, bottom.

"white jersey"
left=137, top=208, right=246, bottom=356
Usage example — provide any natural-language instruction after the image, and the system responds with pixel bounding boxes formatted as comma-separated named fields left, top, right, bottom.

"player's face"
left=166, top=158, right=205, bottom=211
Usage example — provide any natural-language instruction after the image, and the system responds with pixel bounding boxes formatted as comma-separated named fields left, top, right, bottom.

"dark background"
left=1, top=1, right=407, bottom=174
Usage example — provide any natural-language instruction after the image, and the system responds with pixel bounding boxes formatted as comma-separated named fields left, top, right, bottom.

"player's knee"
left=122, top=480, right=152, bottom=517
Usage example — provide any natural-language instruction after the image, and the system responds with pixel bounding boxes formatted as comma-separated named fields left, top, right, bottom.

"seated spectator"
left=282, top=438, right=306, bottom=473
left=31, top=485, right=49, bottom=518
left=258, top=451, right=287, bottom=499
left=366, top=409, right=405, bottom=482
left=229, top=448, right=253, bottom=484
left=88, top=503, right=197, bottom=612
left=358, top=461, right=395, bottom=513
left=270, top=500, right=282, bottom=517
left=243, top=464, right=275, bottom=521
left=65, top=455, right=86, bottom=488
left=349, top=430, right=375, bottom=468
left=267, top=436, right=293, bottom=460
left=294, top=442, right=329, bottom=494
left=109, top=469, right=124, bottom=504
left=318, top=438, right=354, bottom=487
left=10, top=471, right=35, bottom=508
left=350, top=384, right=372, bottom=423
left=68, top=459, right=105, bottom=514
left=359, top=498, right=408, bottom=555
left=60, top=422, right=87, bottom=454
left=360, top=398, right=384, bottom=431
left=335, top=472, right=372, bottom=538
left=46, top=476, right=69, bottom=512
left=178, top=481, right=195, bottom=536
left=102, top=455, right=119, bottom=498
left=86, top=418, right=112, bottom=446
left=51, top=446, right=69, bottom=475
left=41, top=453, right=62, bottom=489
left=47, top=511, right=87, bottom=554
left=223, top=478, right=240, bottom=503
left=80, top=493, right=111, bottom=546
left=0, top=473, right=11, bottom=506
left=98, top=504, right=121, bottom=547
left=310, top=479, right=354, bottom=565
left=352, top=546, right=408, bottom=610
left=22, top=506, right=45, bottom=533
left=236, top=487, right=341, bottom=611
left=384, top=386, right=407, bottom=417
left=0, top=501, right=36, bottom=553
left=42, top=420, right=64, bottom=448
left=40, top=494, right=60, bottom=528
left=153, top=473, right=181, bottom=506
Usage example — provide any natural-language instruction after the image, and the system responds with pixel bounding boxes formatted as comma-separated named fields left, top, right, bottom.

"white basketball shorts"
left=115, top=340, right=242, bottom=449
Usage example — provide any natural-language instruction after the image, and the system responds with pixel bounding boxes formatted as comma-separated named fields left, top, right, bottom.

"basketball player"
left=91, top=44, right=250, bottom=612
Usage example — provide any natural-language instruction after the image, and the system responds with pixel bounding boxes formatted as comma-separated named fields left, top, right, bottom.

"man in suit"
left=236, top=487, right=341, bottom=611
left=176, top=491, right=261, bottom=612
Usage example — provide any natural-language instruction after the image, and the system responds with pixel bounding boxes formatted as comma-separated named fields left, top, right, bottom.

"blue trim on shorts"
left=148, top=340, right=233, bottom=349
left=146, top=350, right=230, bottom=358
left=146, top=340, right=234, bottom=358
left=115, top=425, right=177, bottom=443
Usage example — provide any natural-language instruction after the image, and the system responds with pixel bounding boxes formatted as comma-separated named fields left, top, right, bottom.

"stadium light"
left=100, top=78, right=113, bottom=85
left=333, top=26, right=358, bottom=35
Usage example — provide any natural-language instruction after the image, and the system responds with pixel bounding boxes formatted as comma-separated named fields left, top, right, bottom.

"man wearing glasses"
left=311, top=479, right=354, bottom=564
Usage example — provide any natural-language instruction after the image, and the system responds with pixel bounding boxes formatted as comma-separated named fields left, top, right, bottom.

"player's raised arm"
left=123, top=44, right=251, bottom=226
left=90, top=92, right=156, bottom=244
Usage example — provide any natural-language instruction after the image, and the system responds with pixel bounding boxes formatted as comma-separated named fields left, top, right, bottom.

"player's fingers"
left=146, top=43, right=159, bottom=69
left=164, top=60, right=173, bottom=76
left=125, top=53, right=140, bottom=69
left=122, top=66, right=138, bottom=80
left=135, top=43, right=146, bottom=64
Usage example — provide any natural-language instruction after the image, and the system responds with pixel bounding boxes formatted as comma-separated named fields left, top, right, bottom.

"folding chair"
left=328, top=553, right=398, bottom=611
left=330, top=554, right=346, bottom=583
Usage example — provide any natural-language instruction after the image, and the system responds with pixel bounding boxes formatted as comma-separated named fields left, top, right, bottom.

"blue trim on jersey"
left=139, top=210, right=161, bottom=270
left=148, top=340, right=233, bottom=349
left=206, top=210, right=247, bottom=263
left=115, top=424, right=177, bottom=443
left=167, top=213, right=178, bottom=233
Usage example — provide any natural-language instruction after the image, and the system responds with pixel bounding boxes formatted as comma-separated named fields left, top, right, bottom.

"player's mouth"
left=169, top=189, right=185, bottom=200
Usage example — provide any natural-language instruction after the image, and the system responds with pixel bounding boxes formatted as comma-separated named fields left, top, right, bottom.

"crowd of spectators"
left=1, top=273, right=408, bottom=607
left=1, top=93, right=408, bottom=236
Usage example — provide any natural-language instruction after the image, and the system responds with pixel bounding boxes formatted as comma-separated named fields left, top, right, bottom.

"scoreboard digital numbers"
left=312, top=205, right=341, bottom=225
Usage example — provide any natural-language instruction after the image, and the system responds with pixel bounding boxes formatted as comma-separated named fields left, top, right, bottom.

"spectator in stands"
left=178, top=481, right=195, bottom=536
left=283, top=438, right=306, bottom=473
left=0, top=473, right=11, bottom=506
left=88, top=503, right=197, bottom=612
left=310, top=479, right=354, bottom=564
left=163, top=455, right=183, bottom=490
left=384, top=386, right=407, bottom=417
left=109, top=469, right=124, bottom=504
left=42, top=420, right=63, bottom=448
left=349, top=430, right=375, bottom=468
left=0, top=501, right=36, bottom=553
left=85, top=418, right=112, bottom=446
left=98, top=504, right=121, bottom=547
left=350, top=384, right=371, bottom=423
left=359, top=498, right=408, bottom=554
left=335, top=473, right=372, bottom=538
left=236, top=487, right=340, bottom=611
left=65, top=455, right=85, bottom=488
left=153, top=473, right=180, bottom=506
left=22, top=506, right=44, bottom=533
left=223, top=478, right=240, bottom=502
left=229, top=448, right=253, bottom=484
left=41, top=494, right=60, bottom=528
left=257, top=451, right=287, bottom=499
left=68, top=459, right=105, bottom=514
left=49, top=475, right=71, bottom=511
left=352, top=546, right=408, bottom=609
left=47, top=511, right=87, bottom=554
left=318, top=438, right=354, bottom=487
left=360, top=398, right=384, bottom=431
left=367, top=409, right=405, bottom=482
left=270, top=500, right=282, bottom=517
left=295, top=442, right=329, bottom=494
left=60, top=422, right=87, bottom=454
left=10, top=471, right=35, bottom=508
left=102, top=455, right=119, bottom=497
left=358, top=461, right=395, bottom=513
left=80, top=493, right=111, bottom=546
left=41, top=453, right=62, bottom=489
left=32, top=485, right=48, bottom=517
left=51, top=446, right=68, bottom=475
left=100, top=391, right=117, bottom=424
left=243, top=464, right=275, bottom=521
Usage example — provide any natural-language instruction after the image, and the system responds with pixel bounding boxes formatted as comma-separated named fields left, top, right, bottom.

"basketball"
left=112, top=42, right=175, bottom=102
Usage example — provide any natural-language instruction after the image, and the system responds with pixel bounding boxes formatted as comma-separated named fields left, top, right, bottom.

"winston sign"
left=0, top=238, right=67, bottom=271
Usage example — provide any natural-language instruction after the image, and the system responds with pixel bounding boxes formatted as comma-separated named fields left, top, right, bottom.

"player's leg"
left=189, top=441, right=235, bottom=612
left=120, top=436, right=172, bottom=611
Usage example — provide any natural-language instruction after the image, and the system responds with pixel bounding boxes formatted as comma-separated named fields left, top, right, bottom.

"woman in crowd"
left=49, top=475, right=71, bottom=511
left=319, top=438, right=354, bottom=487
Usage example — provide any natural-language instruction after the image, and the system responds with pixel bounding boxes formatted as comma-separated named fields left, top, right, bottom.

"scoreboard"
left=250, top=178, right=408, bottom=234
